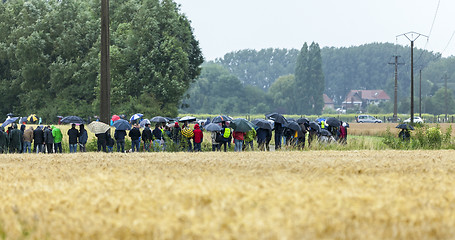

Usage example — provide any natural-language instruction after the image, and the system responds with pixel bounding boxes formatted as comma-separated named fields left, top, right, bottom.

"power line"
left=415, top=0, right=440, bottom=66
left=441, top=30, right=455, bottom=55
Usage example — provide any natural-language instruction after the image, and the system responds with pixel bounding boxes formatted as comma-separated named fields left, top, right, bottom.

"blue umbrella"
left=130, top=113, right=143, bottom=121
left=1, top=117, right=18, bottom=128
left=113, top=119, right=132, bottom=130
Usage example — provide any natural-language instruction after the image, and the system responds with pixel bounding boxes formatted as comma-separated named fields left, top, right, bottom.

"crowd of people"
left=0, top=115, right=350, bottom=153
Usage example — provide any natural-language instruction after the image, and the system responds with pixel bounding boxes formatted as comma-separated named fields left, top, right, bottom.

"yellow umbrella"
left=27, top=114, right=38, bottom=122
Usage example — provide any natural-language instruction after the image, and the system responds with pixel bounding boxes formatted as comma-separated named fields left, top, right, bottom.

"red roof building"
left=323, top=94, right=334, bottom=110
left=342, top=90, right=390, bottom=109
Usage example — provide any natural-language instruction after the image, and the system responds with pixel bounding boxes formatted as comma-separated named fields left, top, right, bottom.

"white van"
left=357, top=115, right=382, bottom=123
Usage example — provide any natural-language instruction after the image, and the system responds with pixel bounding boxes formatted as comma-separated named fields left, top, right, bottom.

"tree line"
left=0, top=0, right=203, bottom=122
left=182, top=43, right=455, bottom=115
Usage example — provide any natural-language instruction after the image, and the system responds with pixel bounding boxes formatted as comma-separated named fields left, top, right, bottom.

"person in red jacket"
left=233, top=131, right=246, bottom=152
left=193, top=124, right=203, bottom=152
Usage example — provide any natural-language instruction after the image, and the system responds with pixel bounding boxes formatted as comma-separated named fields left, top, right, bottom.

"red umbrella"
left=111, top=115, right=120, bottom=122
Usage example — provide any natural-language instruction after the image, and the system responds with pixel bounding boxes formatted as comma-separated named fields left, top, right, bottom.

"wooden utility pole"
left=444, top=74, right=449, bottom=121
left=100, top=0, right=111, bottom=124
left=396, top=32, right=428, bottom=124
left=389, top=56, right=404, bottom=122
left=419, top=69, right=422, bottom=117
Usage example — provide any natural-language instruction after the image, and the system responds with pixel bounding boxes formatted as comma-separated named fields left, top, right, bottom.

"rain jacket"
left=9, top=128, right=22, bottom=149
left=244, top=128, right=257, bottom=142
left=152, top=127, right=162, bottom=140
left=44, top=127, right=54, bottom=144
left=23, top=127, right=34, bottom=142
left=52, top=126, right=63, bottom=143
left=193, top=124, right=203, bottom=144
left=67, top=126, right=79, bottom=144
left=33, top=127, right=44, bottom=145
left=232, top=131, right=245, bottom=141
left=0, top=129, right=9, bottom=150
left=79, top=127, right=88, bottom=145
left=129, top=127, right=141, bottom=141
left=142, top=127, right=153, bottom=142
left=114, top=129, right=126, bottom=142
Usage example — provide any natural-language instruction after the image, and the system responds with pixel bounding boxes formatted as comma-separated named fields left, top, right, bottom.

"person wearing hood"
left=52, top=125, right=63, bottom=153
left=79, top=124, right=88, bottom=152
left=0, top=127, right=9, bottom=153
left=193, top=124, right=203, bottom=152
left=33, top=125, right=44, bottom=153
left=43, top=126, right=54, bottom=153
left=23, top=126, right=34, bottom=153
left=171, top=122, right=181, bottom=145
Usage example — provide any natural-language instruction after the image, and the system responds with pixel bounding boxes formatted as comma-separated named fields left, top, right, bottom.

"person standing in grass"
left=243, top=128, right=256, bottom=151
left=129, top=124, right=141, bottom=152
left=67, top=124, right=79, bottom=153
left=232, top=130, right=245, bottom=152
left=142, top=123, right=153, bottom=152
left=0, top=127, right=8, bottom=153
left=52, top=125, right=63, bottom=153
left=23, top=126, right=34, bottom=153
left=33, top=126, right=44, bottom=153
left=9, top=124, right=22, bottom=153
left=152, top=124, right=163, bottom=152
left=114, top=128, right=126, bottom=153
left=192, top=124, right=203, bottom=152
left=43, top=126, right=54, bottom=154
left=78, top=124, right=88, bottom=152
left=211, top=131, right=221, bottom=151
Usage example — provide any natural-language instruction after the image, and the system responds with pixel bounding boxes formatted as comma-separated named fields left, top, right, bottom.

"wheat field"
left=1, top=151, right=455, bottom=239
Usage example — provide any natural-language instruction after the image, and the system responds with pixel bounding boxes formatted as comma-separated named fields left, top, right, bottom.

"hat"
left=174, top=122, right=179, bottom=127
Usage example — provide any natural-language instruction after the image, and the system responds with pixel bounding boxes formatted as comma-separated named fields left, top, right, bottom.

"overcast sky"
left=174, top=0, right=455, bottom=61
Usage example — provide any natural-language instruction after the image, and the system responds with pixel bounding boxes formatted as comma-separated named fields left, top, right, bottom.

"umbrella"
left=204, top=123, right=222, bottom=132
left=27, top=114, right=38, bottom=123
left=265, top=112, right=287, bottom=124
left=87, top=121, right=111, bottom=134
left=284, top=121, right=302, bottom=132
left=319, top=129, right=332, bottom=136
left=296, top=117, right=309, bottom=124
left=6, top=113, right=14, bottom=117
left=212, top=115, right=232, bottom=123
left=179, top=116, right=197, bottom=122
left=139, top=119, right=151, bottom=128
left=396, top=124, right=414, bottom=130
left=181, top=127, right=194, bottom=138
left=342, top=122, right=350, bottom=128
left=61, top=116, right=85, bottom=124
left=150, top=116, right=168, bottom=123
left=229, top=118, right=255, bottom=132
left=119, top=114, right=126, bottom=119
left=19, top=117, right=28, bottom=124
left=111, top=115, right=120, bottom=122
left=130, top=113, right=143, bottom=121
left=309, top=121, right=321, bottom=132
left=1, top=117, right=18, bottom=128
left=326, top=117, right=341, bottom=127
left=251, top=119, right=273, bottom=130
left=113, top=119, right=132, bottom=131
left=316, top=118, right=326, bottom=123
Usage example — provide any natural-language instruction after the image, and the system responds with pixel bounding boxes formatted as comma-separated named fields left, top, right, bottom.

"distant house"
left=323, top=94, right=334, bottom=110
left=342, top=90, right=390, bottom=109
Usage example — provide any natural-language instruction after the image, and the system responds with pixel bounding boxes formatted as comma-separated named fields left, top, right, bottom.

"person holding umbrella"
left=193, top=124, right=203, bottom=152
left=152, top=123, right=163, bottom=152
left=114, top=128, right=127, bottom=153
left=232, top=130, right=246, bottom=152
left=9, top=123, right=22, bottom=153
left=220, top=121, right=231, bottom=152
left=142, top=123, right=153, bottom=152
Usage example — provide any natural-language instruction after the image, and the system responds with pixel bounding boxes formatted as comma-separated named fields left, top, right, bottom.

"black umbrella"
left=309, top=121, right=321, bottom=132
left=284, top=121, right=302, bottom=132
left=265, top=112, right=287, bottom=124
left=61, top=116, right=85, bottom=124
left=150, top=116, right=168, bottom=123
left=251, top=119, right=273, bottom=130
left=113, top=119, right=132, bottom=130
left=229, top=118, right=255, bottom=132
left=396, top=124, right=414, bottom=130
left=204, top=123, right=222, bottom=132
left=326, top=117, right=341, bottom=127
left=179, top=116, right=197, bottom=122
left=211, top=115, right=232, bottom=123
left=296, top=117, right=310, bottom=124
left=319, top=129, right=332, bottom=136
